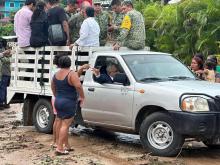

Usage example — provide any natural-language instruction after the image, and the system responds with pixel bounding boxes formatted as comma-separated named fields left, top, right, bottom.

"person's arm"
left=14, top=14, right=17, bottom=34
left=68, top=14, right=76, bottom=28
left=69, top=72, right=85, bottom=107
left=58, top=8, right=70, bottom=45
left=114, top=15, right=131, bottom=50
left=63, top=20, right=70, bottom=45
left=0, top=50, right=11, bottom=59
left=0, top=52, right=3, bottom=58
left=77, top=64, right=90, bottom=77
left=51, top=76, right=56, bottom=97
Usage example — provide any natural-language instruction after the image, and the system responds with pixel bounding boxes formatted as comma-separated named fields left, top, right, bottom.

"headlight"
left=181, top=96, right=209, bottom=112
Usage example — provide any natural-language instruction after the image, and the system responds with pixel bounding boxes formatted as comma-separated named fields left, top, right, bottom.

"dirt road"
left=0, top=105, right=220, bottom=165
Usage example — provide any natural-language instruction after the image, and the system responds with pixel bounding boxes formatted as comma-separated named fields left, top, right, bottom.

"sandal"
left=55, top=149, right=69, bottom=156
left=64, top=147, right=74, bottom=152
left=50, top=144, right=57, bottom=149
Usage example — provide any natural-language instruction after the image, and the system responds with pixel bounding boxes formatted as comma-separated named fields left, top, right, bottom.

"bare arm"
left=69, top=72, right=85, bottom=106
left=77, top=64, right=90, bottom=77
left=51, top=77, right=56, bottom=97
left=62, top=20, right=70, bottom=45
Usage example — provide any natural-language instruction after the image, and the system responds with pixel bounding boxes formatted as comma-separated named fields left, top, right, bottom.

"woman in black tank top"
left=51, top=56, right=85, bottom=155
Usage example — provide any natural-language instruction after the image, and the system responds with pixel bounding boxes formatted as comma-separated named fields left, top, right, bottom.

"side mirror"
left=113, top=73, right=129, bottom=86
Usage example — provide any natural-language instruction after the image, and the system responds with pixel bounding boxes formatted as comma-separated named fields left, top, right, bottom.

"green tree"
left=136, top=0, right=220, bottom=64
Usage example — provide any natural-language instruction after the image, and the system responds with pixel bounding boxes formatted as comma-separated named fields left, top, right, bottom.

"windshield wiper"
left=139, top=77, right=165, bottom=82
left=168, top=76, right=194, bottom=80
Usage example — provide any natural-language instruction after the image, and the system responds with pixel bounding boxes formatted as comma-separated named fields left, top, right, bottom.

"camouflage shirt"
left=110, top=12, right=124, bottom=42
left=68, top=12, right=85, bottom=43
left=117, top=9, right=145, bottom=50
left=95, top=11, right=110, bottom=46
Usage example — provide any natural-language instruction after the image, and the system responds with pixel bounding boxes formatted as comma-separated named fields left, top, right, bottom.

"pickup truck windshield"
left=122, top=54, right=195, bottom=82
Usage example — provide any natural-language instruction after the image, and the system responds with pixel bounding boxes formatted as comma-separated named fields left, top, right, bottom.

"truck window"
left=93, top=56, right=126, bottom=84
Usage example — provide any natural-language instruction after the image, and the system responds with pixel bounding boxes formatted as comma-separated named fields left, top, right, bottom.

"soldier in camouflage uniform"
left=65, top=0, right=78, bottom=21
left=108, top=0, right=124, bottom=43
left=93, top=0, right=110, bottom=46
left=68, top=1, right=91, bottom=43
left=113, top=0, right=145, bottom=50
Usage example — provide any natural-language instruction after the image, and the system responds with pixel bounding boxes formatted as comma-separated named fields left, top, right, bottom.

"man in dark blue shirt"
left=92, top=63, right=119, bottom=84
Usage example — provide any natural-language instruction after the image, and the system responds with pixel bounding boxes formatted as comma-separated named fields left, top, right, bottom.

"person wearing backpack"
left=47, top=0, right=70, bottom=46
left=30, top=1, right=49, bottom=47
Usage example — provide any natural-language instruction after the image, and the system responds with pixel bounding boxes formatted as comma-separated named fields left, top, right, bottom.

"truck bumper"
left=169, top=111, right=220, bottom=138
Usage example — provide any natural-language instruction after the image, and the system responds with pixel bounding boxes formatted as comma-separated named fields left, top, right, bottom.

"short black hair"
left=48, top=0, right=59, bottom=5
left=67, top=0, right=77, bottom=5
left=193, top=53, right=204, bottom=63
left=111, top=0, right=121, bottom=6
left=25, top=0, right=36, bottom=6
left=122, top=0, right=133, bottom=7
left=205, top=60, right=215, bottom=70
left=86, top=7, right=95, bottom=17
left=58, top=56, right=71, bottom=68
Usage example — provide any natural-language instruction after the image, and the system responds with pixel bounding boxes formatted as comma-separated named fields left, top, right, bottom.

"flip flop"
left=55, top=149, right=69, bottom=156
left=64, top=147, right=74, bottom=152
left=50, top=144, right=57, bottom=149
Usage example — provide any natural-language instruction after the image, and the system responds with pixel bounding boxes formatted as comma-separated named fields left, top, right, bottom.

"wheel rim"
left=36, top=105, right=50, bottom=129
left=147, top=121, right=174, bottom=150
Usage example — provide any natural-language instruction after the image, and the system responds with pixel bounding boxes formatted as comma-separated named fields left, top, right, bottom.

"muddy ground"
left=0, top=105, right=220, bottom=165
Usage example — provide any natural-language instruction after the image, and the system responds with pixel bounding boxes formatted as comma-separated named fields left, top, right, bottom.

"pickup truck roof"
left=93, top=51, right=171, bottom=56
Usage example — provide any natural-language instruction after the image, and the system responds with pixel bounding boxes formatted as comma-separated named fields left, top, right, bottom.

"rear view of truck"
left=7, top=44, right=90, bottom=133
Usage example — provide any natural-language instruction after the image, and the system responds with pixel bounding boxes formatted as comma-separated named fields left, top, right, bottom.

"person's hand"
left=81, top=64, right=90, bottom=70
left=113, top=43, right=120, bottom=50
left=3, top=50, right=11, bottom=56
left=195, top=70, right=204, bottom=75
left=69, top=43, right=76, bottom=50
left=66, top=40, right=70, bottom=46
left=91, top=68, right=100, bottom=77
left=108, top=25, right=114, bottom=32
left=204, top=69, right=209, bottom=75
left=78, top=97, right=85, bottom=107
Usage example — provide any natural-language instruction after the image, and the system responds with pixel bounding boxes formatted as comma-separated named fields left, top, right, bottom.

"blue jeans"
left=0, top=75, right=11, bottom=105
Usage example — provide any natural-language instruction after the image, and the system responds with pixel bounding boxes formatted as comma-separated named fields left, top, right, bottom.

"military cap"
left=93, top=0, right=102, bottom=4
left=122, top=0, right=133, bottom=6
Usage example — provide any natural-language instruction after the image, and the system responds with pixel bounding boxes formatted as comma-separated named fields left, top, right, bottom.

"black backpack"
left=48, top=24, right=66, bottom=45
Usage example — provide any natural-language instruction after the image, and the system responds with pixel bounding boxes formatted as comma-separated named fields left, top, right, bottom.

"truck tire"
left=139, top=112, right=184, bottom=156
left=33, top=99, right=54, bottom=134
left=23, top=99, right=35, bottom=126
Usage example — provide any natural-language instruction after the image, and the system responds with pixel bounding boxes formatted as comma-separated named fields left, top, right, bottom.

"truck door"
left=82, top=56, right=134, bottom=127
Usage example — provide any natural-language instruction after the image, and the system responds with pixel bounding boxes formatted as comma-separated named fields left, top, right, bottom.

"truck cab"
left=7, top=44, right=220, bottom=156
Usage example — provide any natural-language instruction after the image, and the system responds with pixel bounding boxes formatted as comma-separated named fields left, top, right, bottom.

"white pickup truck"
left=7, top=44, right=220, bottom=156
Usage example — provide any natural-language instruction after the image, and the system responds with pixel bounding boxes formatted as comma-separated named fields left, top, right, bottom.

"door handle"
left=88, top=87, right=95, bottom=92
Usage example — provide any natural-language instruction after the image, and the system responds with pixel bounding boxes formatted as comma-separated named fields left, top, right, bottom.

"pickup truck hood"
left=134, top=80, right=220, bottom=112
left=145, top=80, right=220, bottom=97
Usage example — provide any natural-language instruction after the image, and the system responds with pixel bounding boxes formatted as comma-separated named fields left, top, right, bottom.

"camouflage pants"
left=124, top=41, right=145, bottom=50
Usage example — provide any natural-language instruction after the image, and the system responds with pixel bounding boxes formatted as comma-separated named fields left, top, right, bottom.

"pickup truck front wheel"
left=139, top=112, right=184, bottom=156
left=33, top=99, right=54, bottom=134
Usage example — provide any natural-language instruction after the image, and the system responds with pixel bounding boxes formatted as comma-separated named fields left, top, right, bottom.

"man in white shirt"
left=74, top=6, right=100, bottom=47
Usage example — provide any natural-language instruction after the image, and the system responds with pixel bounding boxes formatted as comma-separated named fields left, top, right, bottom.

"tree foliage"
left=136, top=0, right=220, bottom=63
left=0, top=24, right=13, bottom=37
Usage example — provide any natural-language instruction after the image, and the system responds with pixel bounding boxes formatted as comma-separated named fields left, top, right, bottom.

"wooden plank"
left=13, top=63, right=51, bottom=69
left=14, top=71, right=50, bottom=78
left=76, top=56, right=89, bottom=62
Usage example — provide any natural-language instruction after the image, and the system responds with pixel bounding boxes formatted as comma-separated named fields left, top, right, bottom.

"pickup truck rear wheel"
left=139, top=112, right=184, bottom=156
left=33, top=99, right=54, bottom=134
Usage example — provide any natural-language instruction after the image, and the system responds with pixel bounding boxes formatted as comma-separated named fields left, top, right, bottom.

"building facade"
left=0, top=0, right=25, bottom=19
